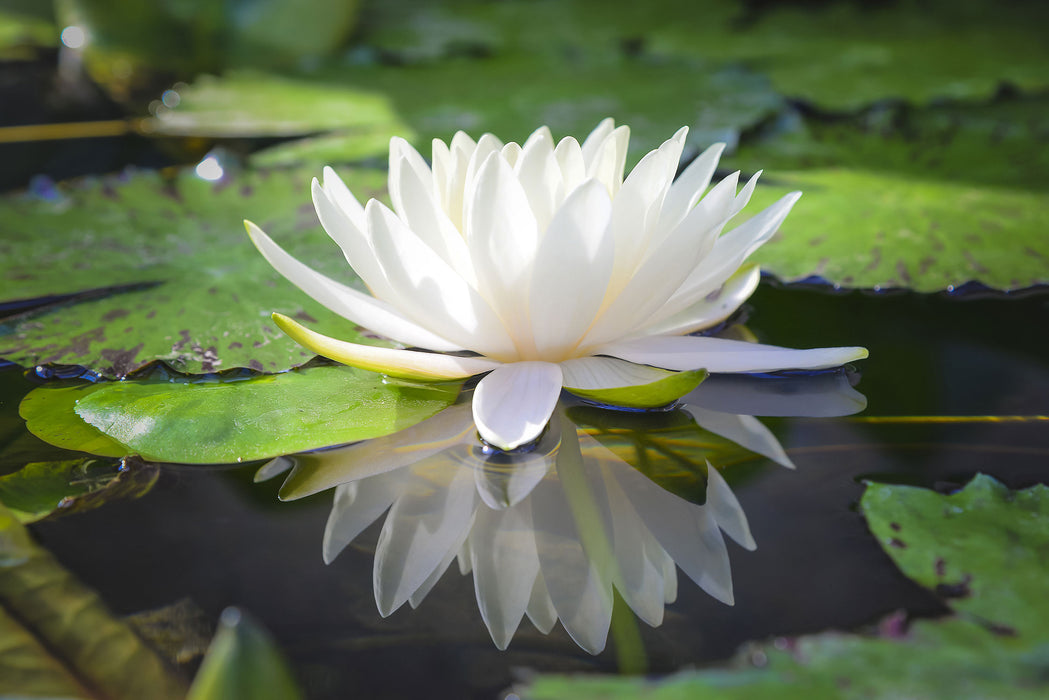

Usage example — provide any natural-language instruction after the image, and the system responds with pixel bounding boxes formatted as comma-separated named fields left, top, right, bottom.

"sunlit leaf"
left=0, top=500, right=187, bottom=699
left=187, top=607, right=302, bottom=700
left=0, top=165, right=391, bottom=376
left=21, top=365, right=461, bottom=464
left=748, top=169, right=1049, bottom=291
left=146, top=71, right=410, bottom=142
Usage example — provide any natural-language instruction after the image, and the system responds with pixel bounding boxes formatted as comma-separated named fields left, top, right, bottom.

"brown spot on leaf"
left=895, top=261, right=912, bottom=286
left=100, top=343, right=144, bottom=376
left=146, top=310, right=157, bottom=319
left=985, top=622, right=1017, bottom=637
left=934, top=575, right=972, bottom=599
left=935, top=558, right=946, bottom=576
left=889, top=522, right=901, bottom=532
left=863, top=247, right=882, bottom=272
left=102, top=308, right=130, bottom=322
left=228, top=341, right=243, bottom=349
left=293, top=310, right=318, bottom=323
left=249, top=359, right=264, bottom=371
left=889, top=538, right=907, bottom=549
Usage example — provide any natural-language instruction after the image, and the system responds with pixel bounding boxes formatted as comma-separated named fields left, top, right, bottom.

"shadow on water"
left=2, top=282, right=1045, bottom=698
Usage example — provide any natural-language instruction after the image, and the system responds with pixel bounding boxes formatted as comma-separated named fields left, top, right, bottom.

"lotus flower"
left=246, top=120, right=867, bottom=449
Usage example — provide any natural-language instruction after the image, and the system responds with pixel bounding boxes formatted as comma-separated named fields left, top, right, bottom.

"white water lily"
left=247, top=119, right=867, bottom=449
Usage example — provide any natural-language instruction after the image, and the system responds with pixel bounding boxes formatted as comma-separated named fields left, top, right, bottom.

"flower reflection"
left=261, top=371, right=865, bottom=653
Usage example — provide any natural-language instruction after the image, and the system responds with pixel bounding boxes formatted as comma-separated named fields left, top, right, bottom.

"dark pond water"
left=4, top=282, right=1048, bottom=699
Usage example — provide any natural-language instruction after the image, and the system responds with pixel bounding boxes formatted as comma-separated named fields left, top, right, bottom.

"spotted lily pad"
left=747, top=168, right=1049, bottom=291
left=524, top=475, right=1049, bottom=699
left=0, top=165, right=389, bottom=376
left=862, top=474, right=1049, bottom=638
left=20, top=365, right=461, bottom=464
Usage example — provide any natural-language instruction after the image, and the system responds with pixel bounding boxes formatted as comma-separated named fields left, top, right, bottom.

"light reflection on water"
left=258, top=371, right=865, bottom=653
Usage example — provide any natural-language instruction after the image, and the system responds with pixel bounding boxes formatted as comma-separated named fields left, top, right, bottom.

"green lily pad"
left=0, top=458, right=158, bottom=522
left=145, top=71, right=410, bottom=141
left=524, top=475, right=1049, bottom=699
left=651, top=0, right=1049, bottom=111
left=862, top=474, right=1049, bottom=638
left=358, top=0, right=1049, bottom=112
left=0, top=165, right=390, bottom=377
left=20, top=364, right=461, bottom=464
left=256, top=55, right=783, bottom=167
left=730, top=94, right=1049, bottom=193
left=0, top=500, right=187, bottom=699
left=747, top=168, right=1049, bottom=291
left=187, top=608, right=302, bottom=700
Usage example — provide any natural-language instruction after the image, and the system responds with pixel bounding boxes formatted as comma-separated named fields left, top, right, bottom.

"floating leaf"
left=747, top=168, right=1049, bottom=291
left=21, top=365, right=461, bottom=464
left=145, top=71, right=410, bottom=142
left=651, top=0, right=1049, bottom=110
left=728, top=95, right=1049, bottom=192
left=0, top=458, right=158, bottom=522
left=254, top=55, right=783, bottom=167
left=0, top=165, right=391, bottom=376
left=187, top=607, right=302, bottom=700
left=18, top=382, right=129, bottom=458
left=524, top=476, right=1049, bottom=699
left=862, top=474, right=1049, bottom=639
left=0, top=500, right=187, bottom=699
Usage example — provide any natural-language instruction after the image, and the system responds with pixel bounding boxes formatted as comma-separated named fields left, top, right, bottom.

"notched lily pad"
left=0, top=164, right=391, bottom=376
left=20, top=364, right=461, bottom=464
left=862, top=474, right=1049, bottom=639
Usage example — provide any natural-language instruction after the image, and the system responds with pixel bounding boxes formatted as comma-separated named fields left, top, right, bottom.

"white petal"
left=661, top=192, right=801, bottom=316
left=554, top=136, right=586, bottom=194
left=683, top=371, right=868, bottom=417
left=367, top=200, right=515, bottom=356
left=464, top=152, right=540, bottom=354
left=278, top=404, right=475, bottom=500
left=600, top=462, right=667, bottom=625
left=321, top=166, right=366, bottom=230
left=639, top=263, right=760, bottom=336
left=525, top=573, right=558, bottom=634
left=374, top=464, right=477, bottom=616
left=687, top=406, right=794, bottom=469
left=473, top=362, right=563, bottom=450
left=311, top=180, right=397, bottom=301
left=585, top=125, right=630, bottom=198
left=271, top=313, right=500, bottom=379
left=704, top=465, right=756, bottom=550
left=559, top=356, right=676, bottom=390
left=323, top=479, right=399, bottom=564
left=470, top=505, right=541, bottom=649
left=597, top=335, right=869, bottom=373
left=658, top=142, right=726, bottom=230
left=389, top=150, right=477, bottom=285
left=515, top=126, right=562, bottom=233
left=474, top=451, right=552, bottom=510
left=246, top=221, right=462, bottom=351
left=529, top=179, right=614, bottom=358
left=579, top=118, right=615, bottom=165
left=389, top=136, right=435, bottom=218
